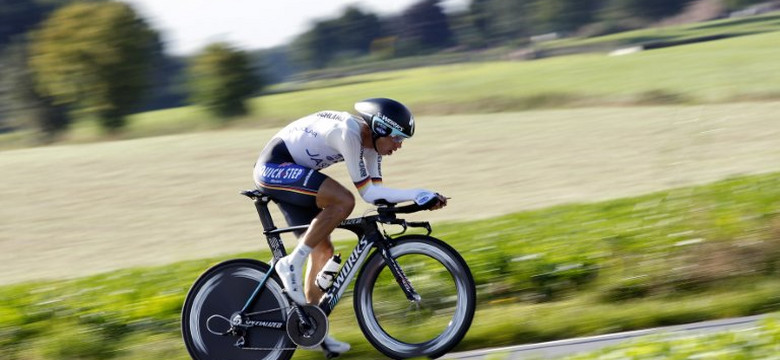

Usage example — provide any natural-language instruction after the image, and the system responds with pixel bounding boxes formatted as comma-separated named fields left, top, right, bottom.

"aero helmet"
left=354, top=98, right=415, bottom=142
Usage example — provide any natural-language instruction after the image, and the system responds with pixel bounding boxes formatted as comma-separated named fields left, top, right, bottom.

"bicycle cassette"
left=286, top=305, right=328, bottom=348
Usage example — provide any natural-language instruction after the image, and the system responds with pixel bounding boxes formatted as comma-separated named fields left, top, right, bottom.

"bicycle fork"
left=377, top=242, right=421, bottom=303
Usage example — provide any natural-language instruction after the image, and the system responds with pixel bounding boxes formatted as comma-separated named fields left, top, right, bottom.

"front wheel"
left=354, top=235, right=476, bottom=359
left=182, top=259, right=295, bottom=360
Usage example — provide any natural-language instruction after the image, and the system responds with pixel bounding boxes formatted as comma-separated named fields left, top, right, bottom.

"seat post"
left=252, top=194, right=289, bottom=260
left=253, top=195, right=277, bottom=232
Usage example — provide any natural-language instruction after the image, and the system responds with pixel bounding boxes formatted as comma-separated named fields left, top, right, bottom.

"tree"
left=533, top=0, right=601, bottom=33
left=290, top=6, right=381, bottom=69
left=334, top=7, right=382, bottom=55
left=400, top=0, right=454, bottom=52
left=29, top=2, right=156, bottom=132
left=188, top=42, right=261, bottom=119
left=1, top=40, right=70, bottom=141
left=0, top=0, right=57, bottom=50
left=291, top=20, right=340, bottom=69
left=467, top=0, right=531, bottom=46
left=468, top=0, right=492, bottom=46
left=610, top=0, right=693, bottom=21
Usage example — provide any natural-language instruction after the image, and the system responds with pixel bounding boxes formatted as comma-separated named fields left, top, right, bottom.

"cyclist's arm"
left=364, top=150, right=383, bottom=186
left=328, top=127, right=424, bottom=204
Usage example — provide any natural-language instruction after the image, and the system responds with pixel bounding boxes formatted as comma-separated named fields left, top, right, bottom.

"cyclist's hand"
left=415, top=191, right=448, bottom=210
left=430, top=193, right=448, bottom=210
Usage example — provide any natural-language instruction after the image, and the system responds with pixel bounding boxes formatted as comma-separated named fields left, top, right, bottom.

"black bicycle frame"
left=242, top=192, right=417, bottom=317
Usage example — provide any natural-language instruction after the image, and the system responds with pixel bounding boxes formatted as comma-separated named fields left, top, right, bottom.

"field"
left=3, top=169, right=780, bottom=359
left=3, top=15, right=780, bottom=360
left=2, top=103, right=780, bottom=284
left=8, top=30, right=779, bottom=146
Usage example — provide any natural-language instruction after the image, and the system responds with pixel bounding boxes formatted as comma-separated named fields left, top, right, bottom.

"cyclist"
left=252, top=98, right=447, bottom=354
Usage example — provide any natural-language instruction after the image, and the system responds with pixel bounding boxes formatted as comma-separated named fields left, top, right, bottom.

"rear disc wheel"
left=182, top=259, right=295, bottom=360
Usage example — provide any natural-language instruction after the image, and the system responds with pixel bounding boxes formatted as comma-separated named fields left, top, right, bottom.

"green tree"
left=468, top=0, right=492, bottom=46
left=400, top=0, right=454, bottom=52
left=610, top=0, right=693, bottom=21
left=290, top=6, right=381, bottom=69
left=468, top=0, right=531, bottom=46
left=335, top=7, right=382, bottom=55
left=29, top=2, right=156, bottom=132
left=533, top=0, right=601, bottom=33
left=0, top=0, right=57, bottom=49
left=291, top=20, right=340, bottom=69
left=188, top=42, right=261, bottom=119
left=0, top=42, right=70, bottom=141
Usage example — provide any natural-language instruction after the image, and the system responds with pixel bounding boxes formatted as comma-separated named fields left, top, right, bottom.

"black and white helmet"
left=354, top=98, right=415, bottom=141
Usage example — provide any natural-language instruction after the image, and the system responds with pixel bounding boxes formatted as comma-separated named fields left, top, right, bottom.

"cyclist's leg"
left=280, top=178, right=354, bottom=354
left=303, top=178, right=355, bottom=247
left=306, top=237, right=335, bottom=302
left=262, top=172, right=354, bottom=305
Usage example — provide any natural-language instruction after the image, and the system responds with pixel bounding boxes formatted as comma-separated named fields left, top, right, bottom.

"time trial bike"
left=181, top=189, right=476, bottom=359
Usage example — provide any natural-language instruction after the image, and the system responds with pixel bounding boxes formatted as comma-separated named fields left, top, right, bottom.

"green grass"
left=563, top=313, right=780, bottom=360
left=542, top=12, right=780, bottom=49
left=1, top=171, right=780, bottom=359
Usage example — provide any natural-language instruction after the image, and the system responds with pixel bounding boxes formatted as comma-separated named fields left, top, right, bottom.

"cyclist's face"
left=376, top=135, right=403, bottom=156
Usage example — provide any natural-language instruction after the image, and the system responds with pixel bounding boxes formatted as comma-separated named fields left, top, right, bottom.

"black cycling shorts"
left=255, top=138, right=327, bottom=232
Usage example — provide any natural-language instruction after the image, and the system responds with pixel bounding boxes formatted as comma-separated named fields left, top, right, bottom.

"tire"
left=353, top=236, right=476, bottom=359
left=182, top=259, right=295, bottom=360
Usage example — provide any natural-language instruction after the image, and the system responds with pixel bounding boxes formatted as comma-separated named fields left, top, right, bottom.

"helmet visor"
left=372, top=115, right=411, bottom=140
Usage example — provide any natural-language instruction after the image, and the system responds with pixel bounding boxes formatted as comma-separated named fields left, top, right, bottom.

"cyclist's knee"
left=318, top=180, right=354, bottom=218
left=336, top=193, right=355, bottom=217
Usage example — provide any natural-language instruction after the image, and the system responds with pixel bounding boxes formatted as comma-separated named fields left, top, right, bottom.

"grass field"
left=542, top=12, right=780, bottom=49
left=2, top=169, right=779, bottom=359
left=562, top=314, right=780, bottom=360
left=9, top=29, right=779, bottom=147
left=2, top=102, right=780, bottom=284
left=3, top=16, right=780, bottom=359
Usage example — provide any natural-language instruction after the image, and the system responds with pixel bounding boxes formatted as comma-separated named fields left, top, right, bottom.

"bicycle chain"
left=234, top=336, right=314, bottom=351
left=228, top=306, right=320, bottom=352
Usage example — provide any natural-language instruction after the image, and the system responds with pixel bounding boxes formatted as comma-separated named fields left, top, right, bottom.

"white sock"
left=289, top=243, right=312, bottom=269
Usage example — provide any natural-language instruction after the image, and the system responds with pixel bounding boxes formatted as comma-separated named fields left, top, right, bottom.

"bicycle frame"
left=242, top=192, right=418, bottom=318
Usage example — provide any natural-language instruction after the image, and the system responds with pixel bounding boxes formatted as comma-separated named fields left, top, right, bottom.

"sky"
left=118, top=0, right=469, bottom=56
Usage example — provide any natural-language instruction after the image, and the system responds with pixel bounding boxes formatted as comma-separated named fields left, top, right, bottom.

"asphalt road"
left=443, top=315, right=766, bottom=359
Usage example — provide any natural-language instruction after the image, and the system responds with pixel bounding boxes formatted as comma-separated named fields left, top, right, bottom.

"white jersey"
left=257, top=111, right=424, bottom=204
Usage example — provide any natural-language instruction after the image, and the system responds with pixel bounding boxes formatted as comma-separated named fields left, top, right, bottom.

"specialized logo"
left=331, top=237, right=369, bottom=291
left=245, top=320, right=284, bottom=329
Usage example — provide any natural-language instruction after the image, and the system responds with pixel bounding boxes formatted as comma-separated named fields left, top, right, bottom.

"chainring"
left=285, top=305, right=328, bottom=348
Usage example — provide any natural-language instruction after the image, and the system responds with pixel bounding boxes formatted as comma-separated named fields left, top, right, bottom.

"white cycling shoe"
left=274, top=256, right=307, bottom=305
left=320, top=335, right=351, bottom=354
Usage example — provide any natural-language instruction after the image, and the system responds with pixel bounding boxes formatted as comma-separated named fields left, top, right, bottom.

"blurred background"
left=1, top=0, right=780, bottom=359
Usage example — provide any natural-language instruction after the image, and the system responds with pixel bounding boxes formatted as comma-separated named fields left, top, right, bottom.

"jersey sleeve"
left=327, top=123, right=423, bottom=204
left=364, top=149, right=383, bottom=185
